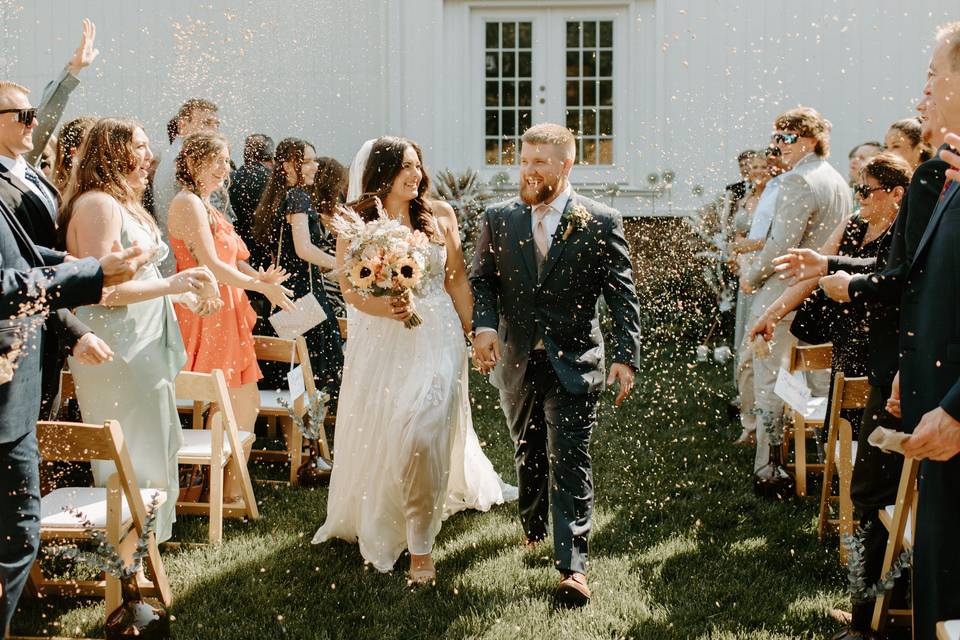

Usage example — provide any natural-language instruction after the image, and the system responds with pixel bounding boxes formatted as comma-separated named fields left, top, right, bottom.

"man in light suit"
left=740, top=107, right=851, bottom=481
left=898, top=22, right=960, bottom=639
left=471, top=123, right=642, bottom=607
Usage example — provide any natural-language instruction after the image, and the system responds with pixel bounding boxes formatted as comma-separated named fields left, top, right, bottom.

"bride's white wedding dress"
left=312, top=241, right=517, bottom=571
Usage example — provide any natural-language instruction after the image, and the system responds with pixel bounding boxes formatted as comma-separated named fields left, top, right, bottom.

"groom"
left=470, top=123, right=641, bottom=607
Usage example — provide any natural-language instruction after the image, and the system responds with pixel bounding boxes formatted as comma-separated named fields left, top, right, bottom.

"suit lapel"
left=538, top=192, right=576, bottom=285
left=510, top=200, right=539, bottom=284
left=0, top=165, right=58, bottom=246
left=0, top=198, right=43, bottom=267
left=912, top=180, right=959, bottom=268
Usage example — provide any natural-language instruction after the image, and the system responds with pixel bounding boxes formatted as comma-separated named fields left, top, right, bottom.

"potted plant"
left=58, top=493, right=169, bottom=639
left=279, top=389, right=331, bottom=487
left=430, top=168, right=494, bottom=266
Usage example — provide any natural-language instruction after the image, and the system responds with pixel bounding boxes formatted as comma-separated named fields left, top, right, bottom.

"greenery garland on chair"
left=842, top=527, right=913, bottom=604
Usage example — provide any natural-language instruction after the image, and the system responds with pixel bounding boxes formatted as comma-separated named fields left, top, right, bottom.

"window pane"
left=582, top=138, right=598, bottom=165
left=485, top=139, right=500, bottom=165
left=583, top=110, right=597, bottom=136
left=503, top=51, right=515, bottom=77
left=566, top=109, right=580, bottom=133
left=503, top=80, right=516, bottom=107
left=518, top=51, right=532, bottom=78
left=599, top=21, right=613, bottom=47
left=485, top=22, right=499, bottom=48
left=583, top=21, right=597, bottom=48
left=599, top=50, right=613, bottom=77
left=502, top=22, right=516, bottom=49
left=584, top=80, right=596, bottom=105
left=485, top=53, right=499, bottom=78
left=519, top=109, right=531, bottom=131
left=501, top=138, right=517, bottom=165
left=486, top=81, right=500, bottom=106
left=518, top=22, right=532, bottom=48
left=581, top=51, right=596, bottom=78
left=599, top=80, right=613, bottom=106
left=485, top=110, right=499, bottom=136
left=503, top=110, right=517, bottom=136
left=566, top=80, right=580, bottom=105
left=566, top=21, right=580, bottom=48
left=599, top=138, right=614, bottom=165
left=566, top=51, right=579, bottom=78
left=599, top=109, right=613, bottom=135
left=518, top=81, right=532, bottom=106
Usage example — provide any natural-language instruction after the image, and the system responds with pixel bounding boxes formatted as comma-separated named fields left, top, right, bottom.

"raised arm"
left=468, top=208, right=500, bottom=332
left=167, top=192, right=294, bottom=311
left=435, top=202, right=473, bottom=336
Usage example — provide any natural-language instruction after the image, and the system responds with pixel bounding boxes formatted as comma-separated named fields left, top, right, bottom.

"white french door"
left=469, top=5, right=629, bottom=184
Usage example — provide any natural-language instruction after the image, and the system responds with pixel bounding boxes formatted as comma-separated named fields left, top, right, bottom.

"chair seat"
left=259, top=389, right=303, bottom=414
left=940, top=620, right=960, bottom=640
left=41, top=487, right=167, bottom=529
left=176, top=398, right=209, bottom=410
left=178, top=429, right=255, bottom=459
left=883, top=504, right=913, bottom=545
left=833, top=440, right=859, bottom=465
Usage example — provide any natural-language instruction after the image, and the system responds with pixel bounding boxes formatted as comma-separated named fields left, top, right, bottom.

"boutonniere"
left=562, top=204, right=592, bottom=240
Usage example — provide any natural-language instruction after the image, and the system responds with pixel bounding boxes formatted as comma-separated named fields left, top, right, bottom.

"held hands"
left=607, top=363, right=635, bottom=408
left=66, top=19, right=99, bottom=76
left=472, top=330, right=500, bottom=374
left=773, top=248, right=828, bottom=284
left=99, top=240, right=154, bottom=287
left=72, top=332, right=113, bottom=365
left=942, top=132, right=960, bottom=182
left=819, top=270, right=853, bottom=303
left=903, top=407, right=960, bottom=461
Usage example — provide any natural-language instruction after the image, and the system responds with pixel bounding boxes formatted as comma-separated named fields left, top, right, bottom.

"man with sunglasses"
left=739, top=106, right=851, bottom=488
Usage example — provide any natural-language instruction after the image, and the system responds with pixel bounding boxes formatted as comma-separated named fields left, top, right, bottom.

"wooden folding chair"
left=782, top=343, right=833, bottom=497
left=816, top=373, right=871, bottom=561
left=28, top=420, right=172, bottom=622
left=872, top=455, right=919, bottom=633
left=251, top=335, right=330, bottom=485
left=175, top=369, right=259, bottom=544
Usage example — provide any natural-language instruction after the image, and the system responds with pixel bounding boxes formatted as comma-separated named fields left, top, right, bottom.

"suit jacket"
left=0, top=198, right=103, bottom=443
left=826, top=155, right=948, bottom=388
left=899, top=179, right=960, bottom=429
left=25, top=66, right=80, bottom=167
left=229, top=162, right=270, bottom=247
left=744, top=153, right=851, bottom=324
left=470, top=190, right=642, bottom=396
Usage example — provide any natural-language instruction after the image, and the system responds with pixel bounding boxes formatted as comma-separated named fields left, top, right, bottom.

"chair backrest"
left=253, top=335, right=318, bottom=398
left=337, top=317, right=348, bottom=340
left=838, top=375, right=871, bottom=410
left=175, top=369, right=232, bottom=405
left=789, top=343, right=833, bottom=373
left=36, top=419, right=150, bottom=531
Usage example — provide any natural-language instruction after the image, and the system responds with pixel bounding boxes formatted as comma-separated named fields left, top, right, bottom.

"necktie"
left=533, top=205, right=550, bottom=265
left=940, top=179, right=955, bottom=202
left=23, top=167, right=55, bottom=216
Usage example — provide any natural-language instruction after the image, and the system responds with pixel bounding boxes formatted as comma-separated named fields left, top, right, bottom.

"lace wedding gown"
left=312, top=242, right=517, bottom=571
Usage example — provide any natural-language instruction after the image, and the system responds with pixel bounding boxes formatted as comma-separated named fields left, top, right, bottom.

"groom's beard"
left=520, top=175, right=560, bottom=205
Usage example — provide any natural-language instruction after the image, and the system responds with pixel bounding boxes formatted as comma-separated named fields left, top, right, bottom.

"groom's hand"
left=608, top=363, right=635, bottom=408
left=472, top=330, right=500, bottom=373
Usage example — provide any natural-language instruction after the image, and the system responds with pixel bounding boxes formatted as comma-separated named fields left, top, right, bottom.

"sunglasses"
left=853, top=184, right=888, bottom=199
left=771, top=132, right=799, bottom=145
left=0, top=108, right=37, bottom=126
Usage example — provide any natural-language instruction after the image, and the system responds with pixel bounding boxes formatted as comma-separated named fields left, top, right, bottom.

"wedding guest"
left=153, top=98, right=228, bottom=274
left=167, top=132, right=295, bottom=500
left=309, top=156, right=348, bottom=317
left=52, top=116, right=97, bottom=192
left=58, top=118, right=219, bottom=543
left=250, top=138, right=343, bottom=398
left=25, top=19, right=99, bottom=168
left=739, top=106, right=850, bottom=484
left=893, top=22, right=960, bottom=638
left=847, top=141, right=883, bottom=186
left=0, top=195, right=145, bottom=636
left=884, top=117, right=932, bottom=169
left=229, top=133, right=274, bottom=247
left=38, top=137, right=56, bottom=179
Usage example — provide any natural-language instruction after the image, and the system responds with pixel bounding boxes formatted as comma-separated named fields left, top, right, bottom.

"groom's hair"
left=936, top=22, right=960, bottom=70
left=522, top=123, right=576, bottom=161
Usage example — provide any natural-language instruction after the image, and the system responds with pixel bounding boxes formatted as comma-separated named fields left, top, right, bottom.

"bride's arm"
left=435, top=202, right=473, bottom=336
left=336, top=234, right=410, bottom=321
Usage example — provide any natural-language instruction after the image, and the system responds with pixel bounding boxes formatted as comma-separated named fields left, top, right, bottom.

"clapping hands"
left=256, top=264, right=290, bottom=286
left=772, top=248, right=828, bottom=284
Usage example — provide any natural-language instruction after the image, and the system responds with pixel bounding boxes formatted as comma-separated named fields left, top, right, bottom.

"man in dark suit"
left=229, top=133, right=274, bottom=247
left=0, top=194, right=146, bottom=634
left=897, top=22, right=960, bottom=639
left=470, top=123, right=641, bottom=607
left=0, top=80, right=110, bottom=417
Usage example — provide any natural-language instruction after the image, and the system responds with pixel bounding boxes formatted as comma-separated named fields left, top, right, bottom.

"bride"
left=312, top=137, right=516, bottom=583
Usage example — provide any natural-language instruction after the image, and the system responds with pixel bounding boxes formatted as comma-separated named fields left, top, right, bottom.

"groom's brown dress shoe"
left=554, top=572, right=590, bottom=608
left=521, top=536, right=542, bottom=550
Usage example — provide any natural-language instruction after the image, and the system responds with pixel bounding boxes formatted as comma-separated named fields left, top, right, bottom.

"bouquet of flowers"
left=333, top=197, right=431, bottom=328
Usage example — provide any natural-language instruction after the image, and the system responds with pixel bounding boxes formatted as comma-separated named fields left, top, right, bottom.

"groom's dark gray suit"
left=470, top=188, right=641, bottom=575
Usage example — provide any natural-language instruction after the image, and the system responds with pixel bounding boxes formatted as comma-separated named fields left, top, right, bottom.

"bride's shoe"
left=407, top=554, right=436, bottom=586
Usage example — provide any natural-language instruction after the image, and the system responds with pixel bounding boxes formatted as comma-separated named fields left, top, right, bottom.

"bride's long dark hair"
left=357, top=136, right=438, bottom=240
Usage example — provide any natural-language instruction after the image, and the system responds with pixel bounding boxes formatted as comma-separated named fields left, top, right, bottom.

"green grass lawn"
left=13, top=338, right=849, bottom=639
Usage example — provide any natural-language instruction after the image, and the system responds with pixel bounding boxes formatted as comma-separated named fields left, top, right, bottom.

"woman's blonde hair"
left=53, top=116, right=97, bottom=192
left=175, top=132, right=230, bottom=195
left=58, top=118, right=158, bottom=248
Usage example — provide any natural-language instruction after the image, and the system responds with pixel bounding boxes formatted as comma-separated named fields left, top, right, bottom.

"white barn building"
left=3, top=0, right=955, bottom=215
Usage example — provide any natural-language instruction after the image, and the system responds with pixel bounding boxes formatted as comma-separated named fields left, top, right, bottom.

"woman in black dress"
left=251, top=138, right=343, bottom=401
left=309, top=157, right=348, bottom=318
